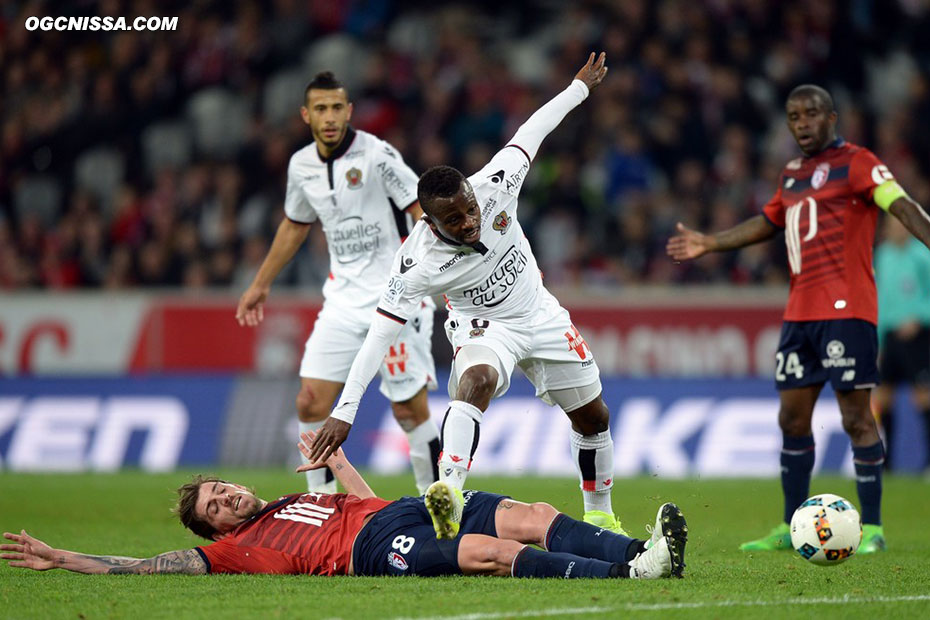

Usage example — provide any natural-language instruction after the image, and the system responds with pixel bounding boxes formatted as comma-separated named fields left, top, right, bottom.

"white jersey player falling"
left=330, top=78, right=620, bottom=522
left=285, top=126, right=439, bottom=493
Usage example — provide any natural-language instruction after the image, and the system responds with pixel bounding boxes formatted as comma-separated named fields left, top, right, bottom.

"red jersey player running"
left=667, top=84, right=930, bottom=554
left=2, top=433, right=688, bottom=580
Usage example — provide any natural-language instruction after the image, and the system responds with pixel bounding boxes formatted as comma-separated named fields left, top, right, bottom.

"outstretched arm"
left=307, top=312, right=405, bottom=462
left=1, top=530, right=206, bottom=575
left=506, top=52, right=607, bottom=161
left=890, top=196, right=930, bottom=249
left=297, top=431, right=376, bottom=499
left=667, top=216, right=778, bottom=260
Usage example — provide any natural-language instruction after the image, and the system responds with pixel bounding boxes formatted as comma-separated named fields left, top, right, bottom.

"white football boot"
left=630, top=502, right=688, bottom=578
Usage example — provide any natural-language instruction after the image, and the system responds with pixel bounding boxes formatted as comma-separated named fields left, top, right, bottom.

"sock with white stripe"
left=299, top=420, right=337, bottom=493
left=438, top=400, right=483, bottom=491
left=570, top=430, right=614, bottom=514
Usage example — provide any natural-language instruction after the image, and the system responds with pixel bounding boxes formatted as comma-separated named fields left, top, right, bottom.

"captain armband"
left=874, top=180, right=909, bottom=211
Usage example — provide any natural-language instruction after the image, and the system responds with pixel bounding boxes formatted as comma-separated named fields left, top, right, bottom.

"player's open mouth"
left=236, top=496, right=241, bottom=511
left=798, top=135, right=813, bottom=147
left=463, top=230, right=480, bottom=243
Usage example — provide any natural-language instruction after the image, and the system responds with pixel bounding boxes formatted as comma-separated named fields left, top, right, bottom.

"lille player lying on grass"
left=2, top=433, right=688, bottom=580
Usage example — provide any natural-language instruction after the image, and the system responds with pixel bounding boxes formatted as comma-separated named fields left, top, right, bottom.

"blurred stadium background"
left=2, top=0, right=928, bottom=479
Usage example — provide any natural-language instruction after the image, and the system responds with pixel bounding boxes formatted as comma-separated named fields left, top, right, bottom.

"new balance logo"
left=841, top=370, right=855, bottom=382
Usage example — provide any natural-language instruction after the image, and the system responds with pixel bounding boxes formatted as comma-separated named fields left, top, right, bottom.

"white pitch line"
left=390, top=594, right=930, bottom=620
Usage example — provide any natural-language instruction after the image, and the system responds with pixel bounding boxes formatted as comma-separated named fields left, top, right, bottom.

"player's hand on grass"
left=296, top=430, right=347, bottom=471
left=666, top=222, right=711, bottom=260
left=235, top=285, right=269, bottom=327
left=307, top=418, right=352, bottom=463
left=1, top=530, right=57, bottom=571
left=575, top=52, right=608, bottom=91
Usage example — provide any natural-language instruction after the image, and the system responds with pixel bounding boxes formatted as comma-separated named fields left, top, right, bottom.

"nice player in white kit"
left=309, top=54, right=630, bottom=536
left=237, top=72, right=440, bottom=494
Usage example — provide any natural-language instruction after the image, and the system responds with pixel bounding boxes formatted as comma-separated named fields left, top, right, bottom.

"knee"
left=567, top=398, right=609, bottom=435
left=459, top=536, right=522, bottom=576
left=840, top=408, right=875, bottom=440
left=296, top=386, right=329, bottom=423
left=778, top=409, right=809, bottom=437
left=525, top=503, right=558, bottom=542
left=481, top=540, right=522, bottom=572
left=457, top=365, right=497, bottom=406
left=391, top=399, right=429, bottom=431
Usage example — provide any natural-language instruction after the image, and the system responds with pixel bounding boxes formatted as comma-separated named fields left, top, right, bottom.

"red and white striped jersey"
left=196, top=492, right=390, bottom=575
left=762, top=139, right=893, bottom=325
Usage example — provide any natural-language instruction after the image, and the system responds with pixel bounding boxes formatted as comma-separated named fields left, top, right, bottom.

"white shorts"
left=444, top=288, right=600, bottom=404
left=300, top=300, right=438, bottom=402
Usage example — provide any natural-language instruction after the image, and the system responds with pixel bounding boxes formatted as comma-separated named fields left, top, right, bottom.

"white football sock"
left=299, top=420, right=337, bottom=493
left=438, top=400, right=483, bottom=491
left=405, top=419, right=441, bottom=494
left=570, top=429, right=615, bottom=514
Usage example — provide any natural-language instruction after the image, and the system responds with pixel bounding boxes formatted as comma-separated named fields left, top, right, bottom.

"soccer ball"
left=790, top=494, right=861, bottom=565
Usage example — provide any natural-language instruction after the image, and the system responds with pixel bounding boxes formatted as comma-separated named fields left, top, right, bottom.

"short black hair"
left=304, top=71, right=346, bottom=102
left=418, top=166, right=465, bottom=215
left=787, top=84, right=834, bottom=114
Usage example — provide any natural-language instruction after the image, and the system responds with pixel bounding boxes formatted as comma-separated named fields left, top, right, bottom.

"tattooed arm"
left=1, top=530, right=207, bottom=575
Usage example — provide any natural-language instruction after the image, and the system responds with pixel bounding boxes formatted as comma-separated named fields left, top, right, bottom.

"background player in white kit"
left=308, top=54, right=629, bottom=536
left=236, top=72, right=440, bottom=494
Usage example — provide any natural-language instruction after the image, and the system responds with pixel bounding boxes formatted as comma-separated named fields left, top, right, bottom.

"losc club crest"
left=387, top=552, right=408, bottom=571
left=345, top=167, right=363, bottom=189
left=811, top=162, right=830, bottom=190
left=492, top=210, right=510, bottom=235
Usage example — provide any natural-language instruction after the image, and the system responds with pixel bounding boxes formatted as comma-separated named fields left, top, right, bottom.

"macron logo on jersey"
left=439, top=251, right=466, bottom=272
left=399, top=256, right=417, bottom=274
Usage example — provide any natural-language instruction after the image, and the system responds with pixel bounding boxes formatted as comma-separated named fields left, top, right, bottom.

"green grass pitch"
left=2, top=471, right=929, bottom=619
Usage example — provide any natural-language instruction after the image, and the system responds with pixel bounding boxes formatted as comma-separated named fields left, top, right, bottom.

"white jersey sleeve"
left=471, top=79, right=589, bottom=198
left=376, top=245, right=432, bottom=322
left=330, top=312, right=404, bottom=425
left=284, top=155, right=318, bottom=223
left=376, top=141, right=420, bottom=210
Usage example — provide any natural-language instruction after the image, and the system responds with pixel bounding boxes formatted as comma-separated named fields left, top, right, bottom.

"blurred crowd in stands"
left=3, top=0, right=930, bottom=291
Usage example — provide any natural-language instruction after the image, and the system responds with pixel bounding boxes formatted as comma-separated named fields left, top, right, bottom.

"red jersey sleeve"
left=848, top=148, right=894, bottom=204
left=197, top=539, right=304, bottom=574
left=197, top=538, right=243, bottom=573
left=761, top=178, right=785, bottom=228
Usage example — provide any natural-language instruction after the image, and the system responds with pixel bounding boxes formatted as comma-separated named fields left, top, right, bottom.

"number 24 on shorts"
left=775, top=351, right=804, bottom=381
